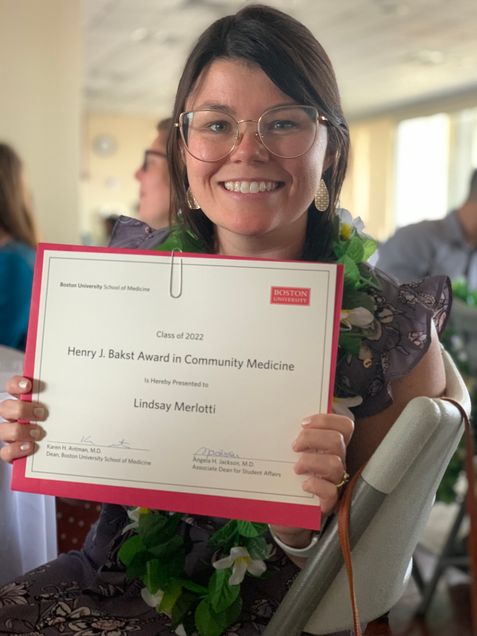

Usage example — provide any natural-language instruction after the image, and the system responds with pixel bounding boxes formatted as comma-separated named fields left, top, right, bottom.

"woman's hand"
left=293, top=412, right=354, bottom=513
left=270, top=412, right=354, bottom=555
left=0, top=376, right=47, bottom=462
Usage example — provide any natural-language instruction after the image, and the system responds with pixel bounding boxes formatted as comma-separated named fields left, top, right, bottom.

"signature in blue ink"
left=193, top=447, right=239, bottom=459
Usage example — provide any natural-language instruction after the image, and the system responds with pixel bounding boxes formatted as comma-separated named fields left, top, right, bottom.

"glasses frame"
left=141, top=149, right=167, bottom=171
left=175, top=105, right=328, bottom=163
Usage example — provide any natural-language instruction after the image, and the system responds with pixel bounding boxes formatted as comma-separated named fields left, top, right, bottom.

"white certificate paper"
left=12, top=244, right=343, bottom=530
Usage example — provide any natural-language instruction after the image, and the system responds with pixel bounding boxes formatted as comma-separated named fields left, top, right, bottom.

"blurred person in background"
left=377, top=168, right=477, bottom=288
left=0, top=143, right=38, bottom=350
left=134, top=117, right=172, bottom=229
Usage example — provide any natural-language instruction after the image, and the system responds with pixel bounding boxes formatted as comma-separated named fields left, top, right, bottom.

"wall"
left=0, top=0, right=82, bottom=244
left=340, top=118, right=395, bottom=241
left=342, top=88, right=477, bottom=242
left=81, top=113, right=158, bottom=245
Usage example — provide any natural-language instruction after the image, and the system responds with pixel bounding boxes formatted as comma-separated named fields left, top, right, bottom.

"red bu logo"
left=270, top=286, right=311, bottom=306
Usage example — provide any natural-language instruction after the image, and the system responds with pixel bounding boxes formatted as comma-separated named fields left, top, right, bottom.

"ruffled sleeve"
left=335, top=265, right=451, bottom=418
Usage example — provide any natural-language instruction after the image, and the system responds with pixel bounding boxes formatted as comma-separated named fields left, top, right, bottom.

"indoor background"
left=1, top=0, right=477, bottom=246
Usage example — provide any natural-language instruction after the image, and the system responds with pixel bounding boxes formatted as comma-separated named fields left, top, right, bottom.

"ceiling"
left=83, top=0, right=477, bottom=121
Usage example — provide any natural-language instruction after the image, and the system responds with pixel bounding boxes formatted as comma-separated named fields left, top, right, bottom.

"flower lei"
left=118, top=210, right=378, bottom=636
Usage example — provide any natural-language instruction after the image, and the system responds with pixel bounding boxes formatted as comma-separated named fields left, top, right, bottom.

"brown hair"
left=156, top=117, right=173, bottom=135
left=168, top=4, right=350, bottom=257
left=0, top=143, right=38, bottom=248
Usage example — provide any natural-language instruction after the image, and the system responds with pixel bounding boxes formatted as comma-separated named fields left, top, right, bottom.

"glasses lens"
left=141, top=151, right=149, bottom=171
left=258, top=106, right=318, bottom=158
left=142, top=150, right=166, bottom=171
left=180, top=110, right=237, bottom=161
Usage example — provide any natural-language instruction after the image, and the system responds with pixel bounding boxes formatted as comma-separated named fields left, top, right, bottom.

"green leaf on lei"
left=338, top=331, right=363, bottom=356
left=236, top=521, right=267, bottom=538
left=139, top=512, right=181, bottom=547
left=361, top=236, right=378, bottom=261
left=144, top=558, right=163, bottom=594
left=148, top=534, right=183, bottom=558
left=246, top=536, right=271, bottom=560
left=155, top=227, right=205, bottom=254
left=118, top=535, right=146, bottom=567
left=342, top=288, right=376, bottom=313
left=208, top=520, right=239, bottom=550
left=171, top=590, right=197, bottom=629
left=195, top=596, right=243, bottom=636
left=341, top=235, right=365, bottom=263
left=195, top=599, right=228, bottom=636
left=180, top=579, right=208, bottom=596
left=339, top=254, right=360, bottom=285
left=208, top=569, right=241, bottom=613
left=159, top=580, right=183, bottom=616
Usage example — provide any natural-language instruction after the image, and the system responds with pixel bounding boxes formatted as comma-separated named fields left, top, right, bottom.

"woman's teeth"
left=223, top=181, right=279, bottom=193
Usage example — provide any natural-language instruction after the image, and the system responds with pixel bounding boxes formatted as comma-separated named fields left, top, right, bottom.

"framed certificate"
left=12, top=244, right=343, bottom=530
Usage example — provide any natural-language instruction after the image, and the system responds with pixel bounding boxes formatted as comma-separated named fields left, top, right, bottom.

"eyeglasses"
left=176, top=105, right=327, bottom=162
left=141, top=149, right=167, bottom=171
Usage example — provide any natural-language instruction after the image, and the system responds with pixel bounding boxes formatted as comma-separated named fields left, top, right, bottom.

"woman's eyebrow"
left=192, top=102, right=235, bottom=114
left=190, top=101, right=299, bottom=114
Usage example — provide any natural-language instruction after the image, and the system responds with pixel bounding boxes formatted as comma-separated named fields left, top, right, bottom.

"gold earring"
left=186, top=187, right=200, bottom=210
left=314, top=179, right=329, bottom=212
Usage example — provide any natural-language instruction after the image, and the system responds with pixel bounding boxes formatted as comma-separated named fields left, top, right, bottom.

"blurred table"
left=0, top=345, right=57, bottom=584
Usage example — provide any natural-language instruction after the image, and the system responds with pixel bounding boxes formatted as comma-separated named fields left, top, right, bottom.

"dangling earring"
left=186, top=187, right=200, bottom=210
left=314, top=178, right=329, bottom=212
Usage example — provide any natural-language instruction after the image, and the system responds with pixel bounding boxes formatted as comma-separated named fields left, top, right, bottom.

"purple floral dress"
left=0, top=217, right=450, bottom=635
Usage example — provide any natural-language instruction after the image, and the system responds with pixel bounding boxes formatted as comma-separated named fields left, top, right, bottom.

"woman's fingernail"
left=18, top=378, right=30, bottom=390
left=30, top=427, right=44, bottom=440
left=33, top=407, right=45, bottom=419
left=302, top=417, right=312, bottom=427
left=20, top=442, right=32, bottom=452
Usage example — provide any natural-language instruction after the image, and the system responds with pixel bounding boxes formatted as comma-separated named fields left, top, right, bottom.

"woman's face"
left=182, top=59, right=328, bottom=255
left=135, top=130, right=170, bottom=230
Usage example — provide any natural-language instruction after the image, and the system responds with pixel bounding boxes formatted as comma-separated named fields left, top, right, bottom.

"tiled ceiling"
left=83, top=0, right=477, bottom=121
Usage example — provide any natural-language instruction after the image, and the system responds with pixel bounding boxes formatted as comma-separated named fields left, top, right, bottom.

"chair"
left=263, top=349, right=469, bottom=635
left=414, top=297, right=477, bottom=615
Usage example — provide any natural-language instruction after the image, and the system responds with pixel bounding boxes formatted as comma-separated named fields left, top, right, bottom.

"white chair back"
left=263, top=349, right=468, bottom=635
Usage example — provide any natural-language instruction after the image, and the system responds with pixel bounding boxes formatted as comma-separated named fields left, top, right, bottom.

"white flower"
left=340, top=307, right=375, bottom=329
left=141, top=586, right=164, bottom=608
left=122, top=506, right=150, bottom=534
left=213, top=546, right=267, bottom=585
left=333, top=396, right=363, bottom=419
left=175, top=625, right=187, bottom=636
left=336, top=208, right=366, bottom=238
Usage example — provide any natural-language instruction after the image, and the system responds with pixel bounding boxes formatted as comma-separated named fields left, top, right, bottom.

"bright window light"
left=394, top=114, right=449, bottom=228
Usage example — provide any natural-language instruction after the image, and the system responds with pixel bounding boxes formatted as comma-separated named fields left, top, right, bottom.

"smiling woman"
left=0, top=4, right=450, bottom=636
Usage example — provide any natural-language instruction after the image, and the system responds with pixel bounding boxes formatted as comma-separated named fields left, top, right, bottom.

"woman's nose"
left=231, top=121, right=269, bottom=159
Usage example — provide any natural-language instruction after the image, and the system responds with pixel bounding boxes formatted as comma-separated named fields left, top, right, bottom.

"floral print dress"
left=0, top=218, right=450, bottom=636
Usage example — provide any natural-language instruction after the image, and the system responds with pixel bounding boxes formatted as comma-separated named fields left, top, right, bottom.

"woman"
left=134, top=117, right=173, bottom=230
left=0, top=143, right=37, bottom=350
left=0, top=5, right=448, bottom=635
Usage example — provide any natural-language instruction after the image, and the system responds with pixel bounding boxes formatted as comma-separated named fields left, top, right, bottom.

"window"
left=394, top=114, right=449, bottom=228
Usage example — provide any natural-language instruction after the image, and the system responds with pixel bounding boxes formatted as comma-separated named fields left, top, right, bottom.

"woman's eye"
left=206, top=120, right=232, bottom=134
left=268, top=119, right=297, bottom=132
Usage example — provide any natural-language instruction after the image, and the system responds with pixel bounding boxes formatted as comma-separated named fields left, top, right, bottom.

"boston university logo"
left=270, top=286, right=311, bottom=306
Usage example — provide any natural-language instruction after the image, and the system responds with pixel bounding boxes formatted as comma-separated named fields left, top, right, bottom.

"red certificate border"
left=12, top=243, right=344, bottom=531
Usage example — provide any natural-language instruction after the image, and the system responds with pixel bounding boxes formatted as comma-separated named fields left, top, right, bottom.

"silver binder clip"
left=169, top=248, right=183, bottom=298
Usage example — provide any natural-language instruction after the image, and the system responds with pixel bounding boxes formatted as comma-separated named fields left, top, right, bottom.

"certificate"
left=12, top=244, right=343, bottom=530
